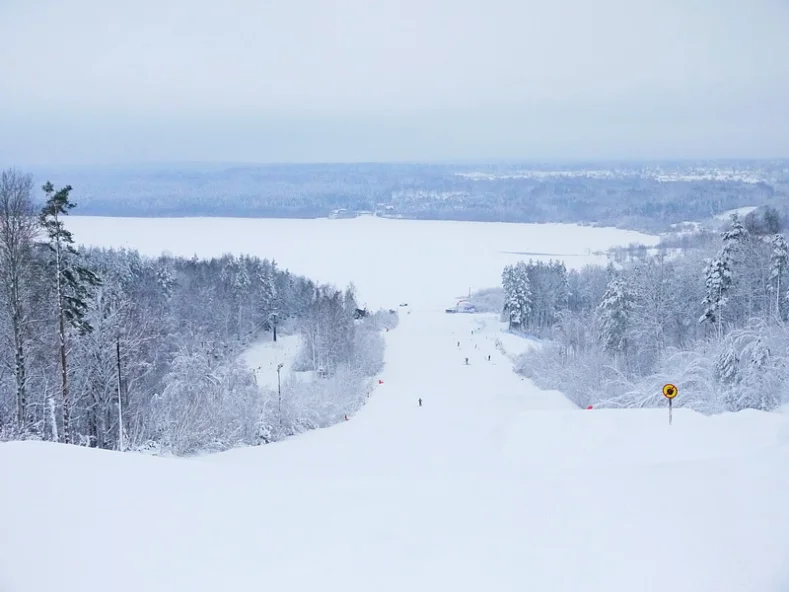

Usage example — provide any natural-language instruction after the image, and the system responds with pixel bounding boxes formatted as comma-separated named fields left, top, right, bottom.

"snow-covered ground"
left=62, top=215, right=658, bottom=309
left=240, top=332, right=308, bottom=390
left=2, top=310, right=788, bottom=592
left=2, top=217, right=788, bottom=591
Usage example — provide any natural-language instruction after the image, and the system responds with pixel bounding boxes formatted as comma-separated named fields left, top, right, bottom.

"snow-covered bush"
left=145, top=348, right=261, bottom=455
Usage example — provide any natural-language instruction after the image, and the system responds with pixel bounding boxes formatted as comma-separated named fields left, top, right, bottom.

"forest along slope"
left=2, top=309, right=789, bottom=592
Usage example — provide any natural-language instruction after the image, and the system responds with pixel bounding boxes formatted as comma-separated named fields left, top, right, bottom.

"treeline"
left=0, top=169, right=390, bottom=454
left=501, top=207, right=789, bottom=413
left=30, top=162, right=787, bottom=233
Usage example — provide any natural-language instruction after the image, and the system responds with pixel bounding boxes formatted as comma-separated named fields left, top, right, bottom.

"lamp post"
left=269, top=312, right=279, bottom=343
left=277, top=363, right=284, bottom=424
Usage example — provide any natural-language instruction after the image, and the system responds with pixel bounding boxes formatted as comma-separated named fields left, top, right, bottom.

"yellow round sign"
left=663, top=383, right=678, bottom=399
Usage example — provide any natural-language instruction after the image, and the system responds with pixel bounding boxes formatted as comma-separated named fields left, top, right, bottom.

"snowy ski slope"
left=1, top=217, right=789, bottom=591
left=2, top=308, right=788, bottom=592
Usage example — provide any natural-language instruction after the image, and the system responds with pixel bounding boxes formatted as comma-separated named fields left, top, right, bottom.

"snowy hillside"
left=3, top=309, right=789, bottom=592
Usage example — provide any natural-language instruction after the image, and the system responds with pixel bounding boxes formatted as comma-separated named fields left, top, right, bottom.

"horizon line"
left=10, top=156, right=789, bottom=170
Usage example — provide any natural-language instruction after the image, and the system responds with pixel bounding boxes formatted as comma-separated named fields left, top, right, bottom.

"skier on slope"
left=418, top=398, right=422, bottom=407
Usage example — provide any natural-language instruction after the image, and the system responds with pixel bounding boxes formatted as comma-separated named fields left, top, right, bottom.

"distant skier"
left=487, top=354, right=491, bottom=361
left=418, top=398, right=422, bottom=407
left=457, top=341, right=461, bottom=347
left=465, top=357, right=469, bottom=365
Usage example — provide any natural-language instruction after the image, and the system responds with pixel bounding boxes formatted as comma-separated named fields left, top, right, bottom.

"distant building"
left=329, top=208, right=357, bottom=219
left=446, top=299, right=477, bottom=313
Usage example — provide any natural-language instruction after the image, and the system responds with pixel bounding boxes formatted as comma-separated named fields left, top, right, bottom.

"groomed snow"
left=240, top=332, right=306, bottom=390
left=2, top=217, right=788, bottom=591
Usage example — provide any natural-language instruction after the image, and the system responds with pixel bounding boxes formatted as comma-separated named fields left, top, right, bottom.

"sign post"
left=662, top=383, right=678, bottom=425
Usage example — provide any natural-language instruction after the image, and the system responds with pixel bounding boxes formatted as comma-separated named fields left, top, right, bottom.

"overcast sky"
left=1, top=0, right=788, bottom=165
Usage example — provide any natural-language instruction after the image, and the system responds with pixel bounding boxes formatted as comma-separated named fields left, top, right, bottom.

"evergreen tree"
left=721, top=213, right=748, bottom=260
left=39, top=182, right=100, bottom=444
left=699, top=257, right=732, bottom=337
left=597, top=277, right=633, bottom=360
left=507, top=262, right=532, bottom=330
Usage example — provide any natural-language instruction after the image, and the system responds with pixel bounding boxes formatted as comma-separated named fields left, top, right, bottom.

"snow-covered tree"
left=597, top=277, right=633, bottom=361
left=721, top=213, right=748, bottom=261
left=699, top=257, right=732, bottom=337
left=769, top=233, right=788, bottom=320
left=505, top=262, right=532, bottom=330
left=39, top=182, right=101, bottom=444
left=0, top=169, right=37, bottom=432
left=628, top=255, right=674, bottom=373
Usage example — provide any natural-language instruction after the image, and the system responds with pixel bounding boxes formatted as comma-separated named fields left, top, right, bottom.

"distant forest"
left=22, top=160, right=789, bottom=232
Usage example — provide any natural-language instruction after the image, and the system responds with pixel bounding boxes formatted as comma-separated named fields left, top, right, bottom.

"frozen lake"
left=65, top=215, right=658, bottom=309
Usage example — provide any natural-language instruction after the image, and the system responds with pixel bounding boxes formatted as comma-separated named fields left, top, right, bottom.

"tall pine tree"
left=39, top=182, right=100, bottom=444
left=502, top=263, right=532, bottom=330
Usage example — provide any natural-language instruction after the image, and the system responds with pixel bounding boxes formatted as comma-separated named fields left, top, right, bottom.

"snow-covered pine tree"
left=769, top=233, right=788, bottom=320
left=597, top=277, right=633, bottom=362
left=699, top=257, right=732, bottom=338
left=721, top=213, right=748, bottom=261
left=39, top=182, right=101, bottom=444
left=721, top=213, right=757, bottom=321
left=507, top=262, right=532, bottom=331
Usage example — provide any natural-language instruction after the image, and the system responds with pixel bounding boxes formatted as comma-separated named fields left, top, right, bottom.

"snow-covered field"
left=2, top=217, right=788, bottom=592
left=62, top=215, right=658, bottom=309
left=240, top=333, right=307, bottom=390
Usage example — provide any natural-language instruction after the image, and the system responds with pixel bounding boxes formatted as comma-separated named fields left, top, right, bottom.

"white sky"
left=1, top=0, right=788, bottom=164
